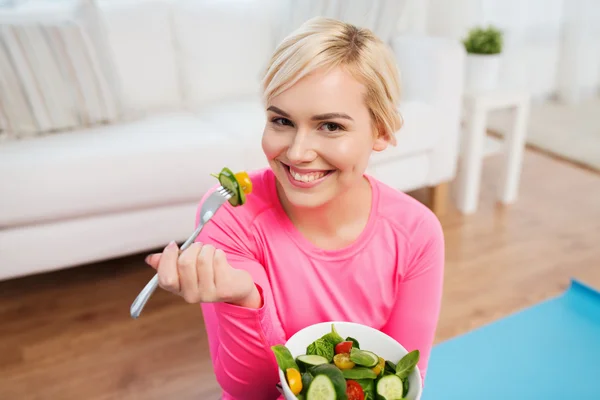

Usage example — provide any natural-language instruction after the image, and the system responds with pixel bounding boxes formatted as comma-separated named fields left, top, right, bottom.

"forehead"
left=270, top=66, right=369, bottom=118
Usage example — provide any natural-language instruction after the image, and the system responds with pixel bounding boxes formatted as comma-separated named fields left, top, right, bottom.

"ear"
left=372, top=123, right=391, bottom=152
left=373, top=135, right=389, bottom=152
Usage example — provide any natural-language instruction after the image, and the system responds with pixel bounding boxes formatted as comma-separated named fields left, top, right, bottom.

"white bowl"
left=278, top=321, right=422, bottom=400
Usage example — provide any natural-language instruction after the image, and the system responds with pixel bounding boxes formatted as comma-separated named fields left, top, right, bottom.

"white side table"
left=454, top=89, right=531, bottom=214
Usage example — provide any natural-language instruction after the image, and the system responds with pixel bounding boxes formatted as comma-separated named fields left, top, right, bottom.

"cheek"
left=326, top=136, right=373, bottom=173
left=261, top=129, right=284, bottom=160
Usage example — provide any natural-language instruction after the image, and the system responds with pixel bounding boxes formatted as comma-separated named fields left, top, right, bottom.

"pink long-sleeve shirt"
left=196, top=168, right=445, bottom=400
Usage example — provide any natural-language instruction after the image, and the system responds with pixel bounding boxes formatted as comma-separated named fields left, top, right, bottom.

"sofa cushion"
left=192, top=95, right=269, bottom=168
left=97, top=0, right=182, bottom=114
left=0, top=112, right=251, bottom=227
left=369, top=100, right=438, bottom=165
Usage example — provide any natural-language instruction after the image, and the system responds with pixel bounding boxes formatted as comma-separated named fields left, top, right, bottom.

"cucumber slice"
left=350, top=348, right=379, bottom=368
left=297, top=355, right=329, bottom=370
left=309, top=364, right=347, bottom=399
left=306, top=374, right=336, bottom=400
left=341, top=366, right=377, bottom=380
left=217, top=167, right=243, bottom=206
left=376, top=375, right=404, bottom=400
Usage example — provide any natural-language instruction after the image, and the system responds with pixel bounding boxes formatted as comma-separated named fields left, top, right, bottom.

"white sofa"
left=0, top=0, right=465, bottom=282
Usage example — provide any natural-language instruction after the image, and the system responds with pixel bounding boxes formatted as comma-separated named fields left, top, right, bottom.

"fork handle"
left=130, top=221, right=205, bottom=319
left=130, top=274, right=160, bottom=319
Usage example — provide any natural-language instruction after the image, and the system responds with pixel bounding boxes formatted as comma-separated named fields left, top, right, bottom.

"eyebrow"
left=267, top=106, right=354, bottom=122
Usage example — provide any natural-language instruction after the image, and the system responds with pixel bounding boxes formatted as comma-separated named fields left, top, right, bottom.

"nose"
left=286, top=130, right=317, bottom=164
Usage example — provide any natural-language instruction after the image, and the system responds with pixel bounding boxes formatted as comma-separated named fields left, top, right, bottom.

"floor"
left=488, top=96, right=600, bottom=171
left=1, top=149, right=600, bottom=400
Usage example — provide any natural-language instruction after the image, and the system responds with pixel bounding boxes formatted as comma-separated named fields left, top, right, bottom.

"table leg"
left=455, top=105, right=487, bottom=214
left=498, top=98, right=530, bottom=204
left=430, top=182, right=449, bottom=216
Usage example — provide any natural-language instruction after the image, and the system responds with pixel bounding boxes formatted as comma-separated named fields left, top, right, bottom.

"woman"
left=145, top=17, right=444, bottom=400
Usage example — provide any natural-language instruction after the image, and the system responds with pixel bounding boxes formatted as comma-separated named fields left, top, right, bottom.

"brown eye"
left=272, top=117, right=293, bottom=127
left=322, top=122, right=341, bottom=132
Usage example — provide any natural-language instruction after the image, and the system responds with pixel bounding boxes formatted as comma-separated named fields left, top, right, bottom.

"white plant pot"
left=464, top=53, right=501, bottom=93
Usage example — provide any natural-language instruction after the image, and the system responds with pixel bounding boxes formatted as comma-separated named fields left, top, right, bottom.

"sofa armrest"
left=390, top=34, right=466, bottom=184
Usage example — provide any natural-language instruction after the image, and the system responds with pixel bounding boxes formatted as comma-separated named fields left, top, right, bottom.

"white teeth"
left=289, top=168, right=327, bottom=183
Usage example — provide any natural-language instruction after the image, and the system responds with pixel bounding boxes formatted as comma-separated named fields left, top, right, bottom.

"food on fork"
left=211, top=167, right=253, bottom=207
left=272, top=324, right=420, bottom=400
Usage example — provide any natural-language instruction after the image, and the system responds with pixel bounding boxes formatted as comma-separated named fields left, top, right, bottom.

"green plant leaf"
left=395, top=350, right=420, bottom=379
left=462, top=25, right=503, bottom=54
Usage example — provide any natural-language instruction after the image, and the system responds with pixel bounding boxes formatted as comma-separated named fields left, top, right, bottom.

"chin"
left=280, top=188, right=335, bottom=209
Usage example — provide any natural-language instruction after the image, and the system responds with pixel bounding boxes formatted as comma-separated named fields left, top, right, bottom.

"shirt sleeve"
left=379, top=211, right=445, bottom=385
left=194, top=192, right=287, bottom=400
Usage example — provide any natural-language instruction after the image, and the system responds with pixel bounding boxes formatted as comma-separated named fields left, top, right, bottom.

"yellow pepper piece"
left=372, top=356, right=385, bottom=376
left=286, top=368, right=302, bottom=395
left=234, top=171, right=253, bottom=195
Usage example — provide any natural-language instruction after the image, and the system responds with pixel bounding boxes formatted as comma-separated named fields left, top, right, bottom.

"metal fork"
left=130, top=186, right=233, bottom=319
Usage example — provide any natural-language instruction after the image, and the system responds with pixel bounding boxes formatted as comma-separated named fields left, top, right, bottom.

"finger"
left=196, top=244, right=216, bottom=297
left=212, top=249, right=233, bottom=302
left=157, top=241, right=180, bottom=293
left=145, top=253, right=161, bottom=270
left=177, top=242, right=203, bottom=303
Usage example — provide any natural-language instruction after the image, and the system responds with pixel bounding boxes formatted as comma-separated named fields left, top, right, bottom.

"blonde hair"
left=262, top=17, right=403, bottom=146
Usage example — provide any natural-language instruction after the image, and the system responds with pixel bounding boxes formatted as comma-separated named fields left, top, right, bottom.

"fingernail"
left=166, top=240, right=177, bottom=249
left=144, top=255, right=150, bottom=264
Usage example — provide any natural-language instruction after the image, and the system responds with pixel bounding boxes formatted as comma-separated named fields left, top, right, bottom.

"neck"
left=277, top=176, right=374, bottom=247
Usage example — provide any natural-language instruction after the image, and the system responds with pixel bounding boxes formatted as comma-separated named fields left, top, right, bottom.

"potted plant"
left=462, top=25, right=504, bottom=93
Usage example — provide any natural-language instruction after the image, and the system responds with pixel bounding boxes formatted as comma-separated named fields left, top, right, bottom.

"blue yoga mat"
left=423, top=279, right=600, bottom=400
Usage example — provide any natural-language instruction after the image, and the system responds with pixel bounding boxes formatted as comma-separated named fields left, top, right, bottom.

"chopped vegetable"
left=349, top=348, right=379, bottom=368
left=335, top=341, right=353, bottom=355
left=234, top=171, right=252, bottom=195
left=271, top=324, right=421, bottom=399
left=271, top=344, right=299, bottom=372
left=287, top=368, right=303, bottom=395
left=211, top=167, right=252, bottom=207
left=355, top=379, right=376, bottom=400
left=384, top=360, right=397, bottom=375
left=321, top=324, right=344, bottom=347
left=376, top=375, right=404, bottom=400
left=307, top=338, right=335, bottom=363
left=345, top=337, right=360, bottom=349
left=345, top=380, right=365, bottom=400
left=308, top=364, right=347, bottom=399
left=395, top=350, right=419, bottom=379
left=333, top=353, right=355, bottom=370
left=306, top=374, right=336, bottom=400
left=302, top=372, right=314, bottom=391
left=341, top=367, right=377, bottom=380
left=297, top=354, right=330, bottom=371
left=371, top=357, right=385, bottom=377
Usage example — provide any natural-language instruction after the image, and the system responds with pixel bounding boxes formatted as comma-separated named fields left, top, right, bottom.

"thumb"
left=144, top=253, right=162, bottom=270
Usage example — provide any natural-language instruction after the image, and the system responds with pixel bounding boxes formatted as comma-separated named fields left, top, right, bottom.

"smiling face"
left=261, top=66, right=390, bottom=209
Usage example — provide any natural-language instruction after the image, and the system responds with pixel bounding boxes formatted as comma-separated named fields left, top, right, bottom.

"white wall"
left=425, top=0, right=600, bottom=103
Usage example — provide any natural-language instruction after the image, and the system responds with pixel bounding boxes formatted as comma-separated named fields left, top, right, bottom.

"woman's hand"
left=145, top=241, right=262, bottom=309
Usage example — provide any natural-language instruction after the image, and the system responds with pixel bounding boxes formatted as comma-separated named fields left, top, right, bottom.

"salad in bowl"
left=271, top=321, right=422, bottom=400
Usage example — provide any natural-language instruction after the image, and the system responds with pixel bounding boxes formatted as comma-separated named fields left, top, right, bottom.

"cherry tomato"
left=346, top=380, right=365, bottom=400
left=333, top=353, right=355, bottom=370
left=285, top=368, right=302, bottom=395
left=335, top=341, right=353, bottom=354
